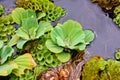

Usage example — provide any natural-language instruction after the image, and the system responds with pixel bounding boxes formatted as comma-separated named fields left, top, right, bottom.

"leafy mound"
left=0, top=15, right=16, bottom=42
left=16, top=0, right=66, bottom=22
left=82, top=56, right=120, bottom=80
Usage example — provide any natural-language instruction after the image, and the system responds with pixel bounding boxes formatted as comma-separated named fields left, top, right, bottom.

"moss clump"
left=16, top=0, right=66, bottom=22
left=82, top=56, right=120, bottom=80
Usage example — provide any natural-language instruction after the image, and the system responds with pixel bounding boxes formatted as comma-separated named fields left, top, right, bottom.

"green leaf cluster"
left=0, top=4, right=4, bottom=15
left=13, top=34, right=62, bottom=80
left=16, top=0, right=66, bottom=22
left=9, top=8, right=52, bottom=49
left=0, top=14, right=16, bottom=42
left=0, top=41, right=36, bottom=76
left=46, top=20, right=94, bottom=62
left=82, top=56, right=120, bottom=80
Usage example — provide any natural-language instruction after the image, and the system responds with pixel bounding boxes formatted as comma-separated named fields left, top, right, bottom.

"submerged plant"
left=0, top=14, right=16, bottom=42
left=16, top=0, right=66, bottom=22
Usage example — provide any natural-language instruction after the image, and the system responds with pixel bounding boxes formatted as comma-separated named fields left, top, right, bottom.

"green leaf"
left=56, top=52, right=71, bottom=62
left=17, top=39, right=28, bottom=49
left=36, top=21, right=52, bottom=38
left=79, top=43, right=86, bottom=50
left=21, top=9, right=36, bottom=20
left=12, top=8, right=25, bottom=24
left=16, top=27, right=29, bottom=40
left=22, top=17, right=38, bottom=39
left=0, top=40, right=4, bottom=49
left=22, top=17, right=38, bottom=31
left=1, top=46, right=14, bottom=64
left=51, top=24, right=65, bottom=43
left=62, top=20, right=82, bottom=36
left=12, top=53, right=37, bottom=76
left=56, top=36, right=65, bottom=47
left=0, top=61, right=18, bottom=76
left=84, top=30, right=95, bottom=44
left=37, top=12, right=46, bottom=20
left=7, top=35, right=20, bottom=47
left=70, top=30, right=85, bottom=46
left=45, top=39, right=63, bottom=53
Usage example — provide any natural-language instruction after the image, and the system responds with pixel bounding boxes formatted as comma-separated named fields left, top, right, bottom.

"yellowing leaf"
left=0, top=61, right=18, bottom=76
left=12, top=53, right=37, bottom=76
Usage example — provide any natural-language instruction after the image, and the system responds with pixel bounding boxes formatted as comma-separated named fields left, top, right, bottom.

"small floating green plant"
left=46, top=20, right=95, bottom=62
left=0, top=14, right=16, bottom=42
left=16, top=0, right=66, bottom=22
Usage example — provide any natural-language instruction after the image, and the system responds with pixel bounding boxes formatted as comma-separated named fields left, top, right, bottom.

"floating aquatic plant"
left=113, top=6, right=120, bottom=27
left=46, top=20, right=94, bottom=62
left=9, top=8, right=52, bottom=49
left=16, top=0, right=66, bottom=22
left=113, top=14, right=120, bottom=27
left=0, top=14, right=16, bottom=42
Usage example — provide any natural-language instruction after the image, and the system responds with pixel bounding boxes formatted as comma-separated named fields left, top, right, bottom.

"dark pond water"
left=0, top=0, right=120, bottom=59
